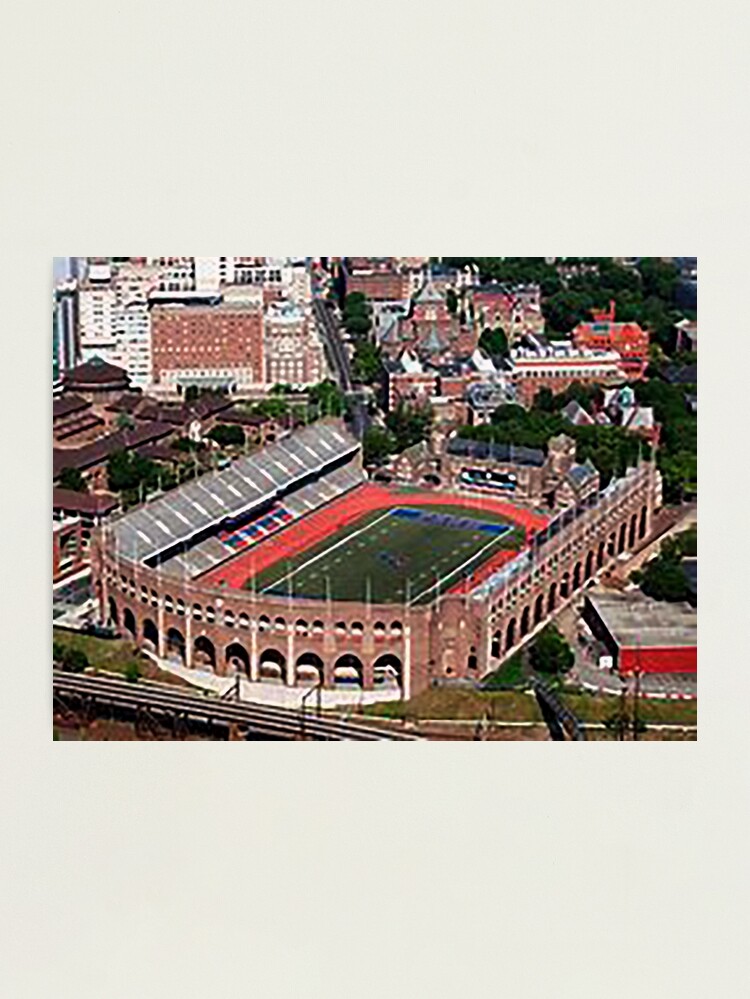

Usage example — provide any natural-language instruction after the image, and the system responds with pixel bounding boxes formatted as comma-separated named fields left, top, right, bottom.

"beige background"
left=1, top=0, right=747, bottom=996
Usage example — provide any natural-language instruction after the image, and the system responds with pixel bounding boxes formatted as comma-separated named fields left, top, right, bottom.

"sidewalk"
left=142, top=651, right=403, bottom=710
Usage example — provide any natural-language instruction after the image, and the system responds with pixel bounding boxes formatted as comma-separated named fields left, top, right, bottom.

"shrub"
left=61, top=647, right=89, bottom=673
left=124, top=660, right=141, bottom=683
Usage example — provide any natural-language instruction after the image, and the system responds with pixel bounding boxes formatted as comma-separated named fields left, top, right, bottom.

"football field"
left=247, top=503, right=524, bottom=605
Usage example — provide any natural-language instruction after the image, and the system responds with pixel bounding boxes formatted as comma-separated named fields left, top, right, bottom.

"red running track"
left=201, top=483, right=549, bottom=592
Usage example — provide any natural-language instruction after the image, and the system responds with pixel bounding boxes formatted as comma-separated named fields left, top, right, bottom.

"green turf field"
left=246, top=504, right=525, bottom=605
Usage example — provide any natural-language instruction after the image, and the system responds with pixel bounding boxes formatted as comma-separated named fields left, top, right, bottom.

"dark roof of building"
left=447, top=437, right=546, bottom=467
left=106, top=392, right=145, bottom=415
left=53, top=421, right=174, bottom=478
left=65, top=356, right=130, bottom=388
left=567, top=460, right=598, bottom=487
left=53, top=488, right=119, bottom=516
left=216, top=408, right=272, bottom=427
left=53, top=394, right=91, bottom=420
left=136, top=443, right=181, bottom=462
left=682, top=559, right=697, bottom=596
left=661, top=363, right=697, bottom=385
left=586, top=587, right=697, bottom=649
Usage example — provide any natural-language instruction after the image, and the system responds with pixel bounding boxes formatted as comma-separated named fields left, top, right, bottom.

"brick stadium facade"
left=92, top=462, right=659, bottom=698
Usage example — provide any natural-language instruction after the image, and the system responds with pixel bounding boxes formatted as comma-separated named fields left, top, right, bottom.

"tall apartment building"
left=78, top=260, right=159, bottom=388
left=150, top=287, right=265, bottom=394
left=264, top=300, right=326, bottom=387
left=53, top=280, right=79, bottom=378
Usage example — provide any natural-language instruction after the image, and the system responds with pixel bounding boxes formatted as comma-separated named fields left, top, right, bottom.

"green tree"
left=61, top=647, right=89, bottom=673
left=385, top=402, right=433, bottom=453
left=479, top=327, right=509, bottom=357
left=362, top=426, right=397, bottom=466
left=352, top=341, right=383, bottom=385
left=115, top=412, right=135, bottom=431
left=529, top=626, right=574, bottom=676
left=344, top=312, right=372, bottom=337
left=308, top=380, right=346, bottom=418
left=533, top=388, right=558, bottom=413
left=633, top=546, right=692, bottom=604
left=208, top=424, right=245, bottom=448
left=124, top=660, right=141, bottom=683
left=58, top=467, right=88, bottom=493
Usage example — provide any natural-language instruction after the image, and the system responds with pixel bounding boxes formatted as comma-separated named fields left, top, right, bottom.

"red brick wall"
left=620, top=645, right=697, bottom=674
left=152, top=305, right=264, bottom=384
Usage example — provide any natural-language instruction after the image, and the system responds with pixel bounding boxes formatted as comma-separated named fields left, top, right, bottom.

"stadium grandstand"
left=106, top=419, right=365, bottom=580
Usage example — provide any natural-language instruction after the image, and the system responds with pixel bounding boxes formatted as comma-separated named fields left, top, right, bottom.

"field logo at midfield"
left=390, top=507, right=511, bottom=537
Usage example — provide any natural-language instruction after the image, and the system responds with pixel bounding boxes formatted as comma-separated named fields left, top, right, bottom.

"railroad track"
left=52, top=670, right=419, bottom=741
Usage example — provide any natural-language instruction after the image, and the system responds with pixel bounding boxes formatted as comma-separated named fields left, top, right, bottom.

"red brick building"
left=583, top=589, right=697, bottom=675
left=573, top=303, right=650, bottom=379
left=93, top=459, right=659, bottom=696
left=346, top=258, right=411, bottom=301
left=151, top=296, right=265, bottom=394
left=53, top=516, right=86, bottom=583
left=508, top=337, right=626, bottom=407
left=473, top=284, right=544, bottom=340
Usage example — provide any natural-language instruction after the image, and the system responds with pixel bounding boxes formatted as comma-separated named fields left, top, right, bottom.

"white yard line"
left=409, top=533, right=509, bottom=606
left=261, top=508, right=395, bottom=594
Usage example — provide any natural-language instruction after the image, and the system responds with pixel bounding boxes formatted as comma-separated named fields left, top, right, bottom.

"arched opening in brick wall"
left=547, top=583, right=558, bottom=615
left=226, top=642, right=250, bottom=678
left=194, top=635, right=216, bottom=671
left=166, top=627, right=186, bottom=664
left=108, top=597, right=119, bottom=628
left=520, top=606, right=531, bottom=637
left=573, top=563, right=583, bottom=591
left=618, top=523, right=627, bottom=554
left=639, top=505, right=648, bottom=539
left=628, top=514, right=638, bottom=549
left=143, top=618, right=159, bottom=652
left=373, top=654, right=403, bottom=689
left=597, top=541, right=606, bottom=569
left=333, top=654, right=364, bottom=688
left=491, top=632, right=502, bottom=658
left=296, top=652, right=324, bottom=687
left=259, top=648, right=286, bottom=684
left=533, top=594, right=545, bottom=626
left=560, top=573, right=570, bottom=599
left=608, top=532, right=617, bottom=557
left=505, top=619, right=517, bottom=652
left=123, top=607, right=136, bottom=639
left=585, top=551, right=594, bottom=580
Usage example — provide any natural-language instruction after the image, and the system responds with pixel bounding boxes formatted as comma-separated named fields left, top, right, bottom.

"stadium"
left=93, top=418, right=659, bottom=697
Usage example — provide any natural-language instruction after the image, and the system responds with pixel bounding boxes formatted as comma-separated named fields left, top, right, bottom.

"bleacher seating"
left=110, top=419, right=359, bottom=563
left=156, top=454, right=367, bottom=580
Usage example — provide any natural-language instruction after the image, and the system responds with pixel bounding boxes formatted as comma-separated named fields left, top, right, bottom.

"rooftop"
left=447, top=436, right=546, bottom=468
left=53, top=488, right=119, bottom=516
left=587, top=587, right=697, bottom=649
left=53, top=420, right=175, bottom=478
left=53, top=394, right=91, bottom=420
left=65, top=357, right=130, bottom=388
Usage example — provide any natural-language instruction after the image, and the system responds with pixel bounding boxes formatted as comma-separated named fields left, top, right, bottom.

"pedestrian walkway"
left=143, top=651, right=403, bottom=709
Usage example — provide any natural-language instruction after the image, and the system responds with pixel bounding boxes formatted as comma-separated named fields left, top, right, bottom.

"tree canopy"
left=58, top=467, right=88, bottom=493
left=529, top=626, right=574, bottom=676
left=208, top=424, right=245, bottom=448
left=479, top=327, right=509, bottom=357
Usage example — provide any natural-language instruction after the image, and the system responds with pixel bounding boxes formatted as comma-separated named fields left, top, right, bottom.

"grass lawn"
left=364, top=686, right=544, bottom=723
left=250, top=504, right=524, bottom=605
left=482, top=653, right=528, bottom=690
left=561, top=690, right=697, bottom=727
left=53, top=628, right=191, bottom=687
